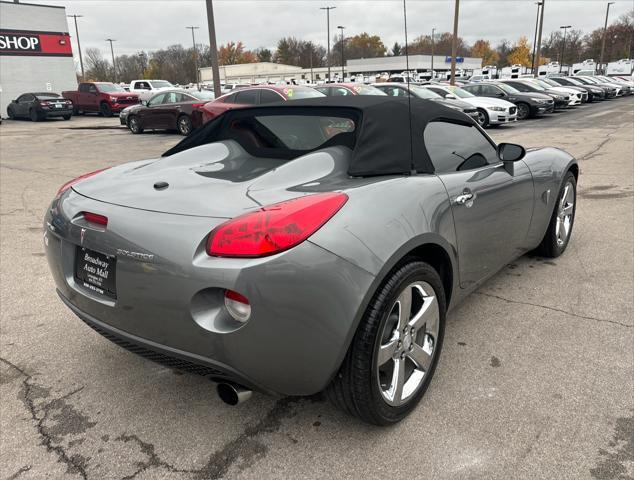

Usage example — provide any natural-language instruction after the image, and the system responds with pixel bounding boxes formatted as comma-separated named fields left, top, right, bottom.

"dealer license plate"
left=75, top=247, right=116, bottom=298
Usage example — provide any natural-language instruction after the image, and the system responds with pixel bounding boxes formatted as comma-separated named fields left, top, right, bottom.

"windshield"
left=410, top=85, right=442, bottom=99
left=534, top=79, right=554, bottom=89
left=496, top=83, right=520, bottom=94
left=190, top=90, right=216, bottom=100
left=520, top=81, right=545, bottom=91
left=98, top=83, right=125, bottom=93
left=540, top=78, right=560, bottom=87
left=284, top=88, right=325, bottom=100
left=447, top=86, right=474, bottom=98
left=150, top=80, right=173, bottom=89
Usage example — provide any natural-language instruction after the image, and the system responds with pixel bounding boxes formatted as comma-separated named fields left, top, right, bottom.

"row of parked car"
left=5, top=74, right=632, bottom=134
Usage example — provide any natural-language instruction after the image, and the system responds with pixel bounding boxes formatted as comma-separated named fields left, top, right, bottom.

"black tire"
left=476, top=109, right=489, bottom=128
left=7, top=107, right=15, bottom=119
left=534, top=171, right=577, bottom=258
left=177, top=114, right=193, bottom=135
left=127, top=115, right=143, bottom=134
left=29, top=109, right=40, bottom=122
left=63, top=115, right=71, bottom=120
left=326, top=260, right=446, bottom=425
left=516, top=102, right=530, bottom=120
left=100, top=102, right=113, bottom=117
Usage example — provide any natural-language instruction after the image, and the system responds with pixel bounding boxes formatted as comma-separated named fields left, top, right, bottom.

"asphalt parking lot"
left=1, top=98, right=633, bottom=480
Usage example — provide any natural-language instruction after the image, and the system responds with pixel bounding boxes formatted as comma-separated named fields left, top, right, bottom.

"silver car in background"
left=44, top=97, right=578, bottom=425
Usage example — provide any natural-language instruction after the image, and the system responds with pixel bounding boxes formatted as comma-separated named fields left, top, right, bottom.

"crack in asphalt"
left=473, top=292, right=632, bottom=328
left=578, top=131, right=614, bottom=162
left=0, top=357, right=90, bottom=480
left=6, top=465, right=32, bottom=480
left=2, top=357, right=316, bottom=480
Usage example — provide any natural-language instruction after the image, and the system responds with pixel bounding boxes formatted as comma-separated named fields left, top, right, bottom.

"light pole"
left=531, top=2, right=542, bottom=74
left=431, top=28, right=435, bottom=77
left=534, top=0, right=546, bottom=77
left=599, top=2, right=615, bottom=74
left=186, top=26, right=200, bottom=89
left=320, top=6, right=336, bottom=82
left=205, top=0, right=222, bottom=97
left=559, top=25, right=571, bottom=73
left=449, top=0, right=460, bottom=86
left=337, top=25, right=345, bottom=80
left=67, top=14, right=84, bottom=80
left=106, top=38, right=117, bottom=82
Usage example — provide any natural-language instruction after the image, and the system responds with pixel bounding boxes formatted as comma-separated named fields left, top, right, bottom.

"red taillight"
left=82, top=212, right=108, bottom=226
left=192, top=103, right=206, bottom=109
left=207, top=192, right=348, bottom=258
left=56, top=168, right=110, bottom=196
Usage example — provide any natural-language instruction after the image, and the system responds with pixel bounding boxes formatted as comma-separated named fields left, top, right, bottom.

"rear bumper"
left=42, top=108, right=73, bottom=117
left=44, top=190, right=375, bottom=396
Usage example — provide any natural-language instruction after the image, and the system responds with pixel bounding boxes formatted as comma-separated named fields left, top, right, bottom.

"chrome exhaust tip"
left=216, top=382, right=252, bottom=405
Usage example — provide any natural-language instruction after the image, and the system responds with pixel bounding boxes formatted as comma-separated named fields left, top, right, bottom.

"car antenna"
left=402, top=0, right=415, bottom=175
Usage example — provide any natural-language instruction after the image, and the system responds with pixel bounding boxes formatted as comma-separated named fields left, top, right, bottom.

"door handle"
left=454, top=192, right=474, bottom=206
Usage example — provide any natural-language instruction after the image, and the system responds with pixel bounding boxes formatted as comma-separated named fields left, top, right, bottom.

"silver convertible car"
left=44, top=97, right=578, bottom=425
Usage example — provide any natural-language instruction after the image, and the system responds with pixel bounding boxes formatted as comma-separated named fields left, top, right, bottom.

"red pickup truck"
left=62, top=82, right=139, bottom=117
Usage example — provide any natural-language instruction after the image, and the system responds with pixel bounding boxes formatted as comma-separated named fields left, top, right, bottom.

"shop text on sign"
left=0, top=29, right=72, bottom=57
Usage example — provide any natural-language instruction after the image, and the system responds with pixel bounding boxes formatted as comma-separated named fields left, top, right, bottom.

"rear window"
left=224, top=113, right=357, bottom=157
left=35, top=93, right=61, bottom=100
left=350, top=85, right=386, bottom=96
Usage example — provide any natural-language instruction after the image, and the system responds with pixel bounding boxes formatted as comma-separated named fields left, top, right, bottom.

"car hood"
left=432, top=98, right=475, bottom=110
left=71, top=141, right=359, bottom=218
left=461, top=97, right=515, bottom=109
left=546, top=86, right=579, bottom=95
left=109, top=92, right=139, bottom=98
left=508, top=92, right=552, bottom=101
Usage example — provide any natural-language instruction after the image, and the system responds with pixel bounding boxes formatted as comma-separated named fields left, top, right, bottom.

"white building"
left=200, top=55, right=482, bottom=85
left=0, top=1, right=77, bottom=117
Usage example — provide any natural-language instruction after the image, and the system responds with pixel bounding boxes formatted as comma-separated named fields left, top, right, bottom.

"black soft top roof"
left=162, top=96, right=474, bottom=176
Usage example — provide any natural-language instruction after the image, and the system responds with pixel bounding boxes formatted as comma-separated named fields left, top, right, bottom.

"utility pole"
left=205, top=0, right=222, bottom=97
left=186, top=26, right=200, bottom=89
left=534, top=0, right=545, bottom=77
left=338, top=25, right=345, bottom=80
left=320, top=6, right=336, bottom=82
left=531, top=2, right=542, bottom=74
left=599, top=2, right=615, bottom=74
left=67, top=14, right=84, bottom=80
left=106, top=39, right=117, bottom=83
left=559, top=25, right=571, bottom=73
left=431, top=27, right=435, bottom=77
left=449, top=0, right=460, bottom=86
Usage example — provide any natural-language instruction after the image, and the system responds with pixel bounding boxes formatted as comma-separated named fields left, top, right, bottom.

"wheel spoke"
left=562, top=204, right=573, bottom=216
left=408, top=342, right=432, bottom=372
left=377, top=338, right=398, bottom=366
left=389, top=358, right=406, bottom=403
left=409, top=294, right=438, bottom=332
left=396, top=288, right=412, bottom=331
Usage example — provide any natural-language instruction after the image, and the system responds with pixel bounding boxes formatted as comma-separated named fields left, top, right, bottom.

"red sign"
left=0, top=29, right=73, bottom=57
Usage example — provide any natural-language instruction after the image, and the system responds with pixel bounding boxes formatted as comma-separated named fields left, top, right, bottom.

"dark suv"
left=462, top=82, right=554, bottom=120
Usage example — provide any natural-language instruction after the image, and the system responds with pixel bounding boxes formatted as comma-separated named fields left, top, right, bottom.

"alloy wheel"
left=376, top=281, right=439, bottom=407
left=556, top=180, right=575, bottom=246
left=178, top=116, right=192, bottom=135
left=128, top=117, right=141, bottom=133
left=517, top=103, right=529, bottom=120
left=476, top=110, right=487, bottom=127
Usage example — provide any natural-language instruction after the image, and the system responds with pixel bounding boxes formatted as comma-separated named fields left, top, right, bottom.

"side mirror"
left=498, top=143, right=525, bottom=175
left=141, top=100, right=148, bottom=106
left=496, top=92, right=505, bottom=97
left=498, top=142, right=525, bottom=162
left=445, top=93, right=457, bottom=99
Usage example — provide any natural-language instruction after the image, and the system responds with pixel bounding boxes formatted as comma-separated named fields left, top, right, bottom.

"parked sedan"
left=372, top=82, right=480, bottom=122
left=421, top=84, right=517, bottom=127
left=314, top=83, right=386, bottom=96
left=462, top=82, right=554, bottom=120
left=200, top=85, right=325, bottom=123
left=44, top=96, right=578, bottom=425
left=525, top=78, right=588, bottom=104
left=498, top=80, right=571, bottom=109
left=6, top=92, right=73, bottom=121
left=120, top=90, right=215, bottom=135
left=568, top=76, right=620, bottom=100
left=546, top=76, right=605, bottom=102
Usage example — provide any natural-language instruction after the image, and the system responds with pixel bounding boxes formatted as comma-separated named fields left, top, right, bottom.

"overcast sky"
left=27, top=0, right=634, bottom=57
